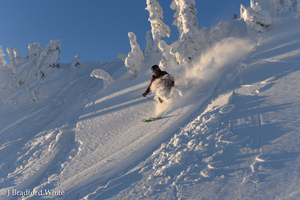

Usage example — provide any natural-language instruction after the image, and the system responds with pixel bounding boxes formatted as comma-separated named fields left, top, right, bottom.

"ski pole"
left=146, top=96, right=155, bottom=102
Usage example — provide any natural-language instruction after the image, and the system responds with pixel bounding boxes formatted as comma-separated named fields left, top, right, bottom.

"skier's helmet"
left=151, top=65, right=160, bottom=73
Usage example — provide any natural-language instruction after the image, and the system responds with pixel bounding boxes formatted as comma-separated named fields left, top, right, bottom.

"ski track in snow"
left=80, top=17, right=300, bottom=200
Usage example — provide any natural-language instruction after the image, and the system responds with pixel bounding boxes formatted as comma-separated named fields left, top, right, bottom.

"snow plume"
left=240, top=3, right=272, bottom=32
left=90, top=69, right=114, bottom=88
left=150, top=74, right=177, bottom=116
left=125, top=32, right=144, bottom=77
left=185, top=37, right=253, bottom=85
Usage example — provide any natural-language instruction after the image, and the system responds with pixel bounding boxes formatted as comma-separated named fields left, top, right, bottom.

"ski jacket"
left=145, top=70, right=173, bottom=94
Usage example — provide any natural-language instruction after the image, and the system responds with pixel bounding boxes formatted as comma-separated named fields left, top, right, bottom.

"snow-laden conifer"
left=13, top=49, right=23, bottom=63
left=146, top=0, right=171, bottom=52
left=158, top=40, right=178, bottom=70
left=170, top=0, right=183, bottom=36
left=26, top=42, right=43, bottom=58
left=37, top=51, right=47, bottom=69
left=251, top=0, right=262, bottom=11
left=45, top=39, right=62, bottom=54
left=0, top=46, right=7, bottom=69
left=255, top=0, right=283, bottom=15
left=170, top=0, right=206, bottom=65
left=240, top=3, right=272, bottom=32
left=71, top=55, right=81, bottom=67
left=144, top=30, right=153, bottom=56
left=6, top=47, right=16, bottom=74
left=125, top=32, right=144, bottom=77
left=284, top=0, right=296, bottom=10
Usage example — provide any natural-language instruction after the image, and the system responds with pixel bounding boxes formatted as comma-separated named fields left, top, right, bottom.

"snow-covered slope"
left=1, top=15, right=300, bottom=200
left=106, top=16, right=300, bottom=200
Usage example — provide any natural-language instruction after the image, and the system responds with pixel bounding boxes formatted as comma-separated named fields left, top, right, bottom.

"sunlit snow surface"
left=1, top=16, right=300, bottom=200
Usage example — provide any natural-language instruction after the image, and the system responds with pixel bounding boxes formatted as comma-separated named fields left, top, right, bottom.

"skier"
left=142, top=65, right=174, bottom=102
left=233, top=13, right=237, bottom=20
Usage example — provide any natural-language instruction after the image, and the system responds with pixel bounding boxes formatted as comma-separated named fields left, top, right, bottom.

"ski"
left=142, top=117, right=161, bottom=123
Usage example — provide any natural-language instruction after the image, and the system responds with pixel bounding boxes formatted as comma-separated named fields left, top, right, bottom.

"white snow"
left=124, top=32, right=145, bottom=77
left=1, top=2, right=300, bottom=200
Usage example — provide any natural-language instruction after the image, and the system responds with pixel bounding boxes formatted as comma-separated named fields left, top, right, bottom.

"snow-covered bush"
left=26, top=42, right=43, bottom=58
left=90, top=69, right=114, bottom=88
left=125, top=32, right=144, bottom=77
left=240, top=3, right=273, bottom=32
left=0, top=45, right=7, bottom=69
left=144, top=30, right=153, bottom=56
left=146, top=0, right=171, bottom=52
left=71, top=55, right=81, bottom=67
left=170, top=0, right=206, bottom=65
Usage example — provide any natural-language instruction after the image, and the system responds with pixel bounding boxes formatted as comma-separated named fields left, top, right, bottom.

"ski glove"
left=142, top=91, right=149, bottom=97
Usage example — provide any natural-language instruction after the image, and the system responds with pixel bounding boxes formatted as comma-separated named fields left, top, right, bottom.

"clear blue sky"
left=0, top=0, right=250, bottom=64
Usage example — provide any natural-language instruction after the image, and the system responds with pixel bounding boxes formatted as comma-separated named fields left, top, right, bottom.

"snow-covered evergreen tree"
left=146, top=0, right=171, bottom=52
left=44, top=51, right=59, bottom=68
left=37, top=51, right=47, bottom=69
left=251, top=0, right=262, bottom=11
left=71, top=55, right=81, bottom=67
left=170, top=0, right=206, bottom=65
left=13, top=49, right=23, bottom=63
left=255, top=0, right=283, bottom=15
left=45, top=39, right=62, bottom=54
left=125, top=32, right=144, bottom=77
left=284, top=0, right=296, bottom=10
left=271, top=0, right=284, bottom=14
left=0, top=46, right=7, bottom=69
left=158, top=40, right=178, bottom=70
left=26, top=42, right=43, bottom=58
left=240, top=3, right=273, bottom=32
left=144, top=30, right=153, bottom=56
left=170, top=0, right=183, bottom=36
left=6, top=47, right=16, bottom=74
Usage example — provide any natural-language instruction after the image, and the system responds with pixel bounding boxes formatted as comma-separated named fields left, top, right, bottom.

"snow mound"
left=90, top=69, right=114, bottom=88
